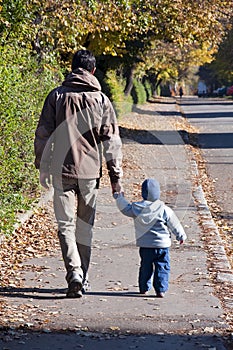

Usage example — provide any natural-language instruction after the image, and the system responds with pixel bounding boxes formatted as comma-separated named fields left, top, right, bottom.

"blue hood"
left=142, top=178, right=160, bottom=201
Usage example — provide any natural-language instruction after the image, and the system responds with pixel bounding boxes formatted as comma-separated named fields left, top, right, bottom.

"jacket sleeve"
left=34, top=90, right=56, bottom=171
left=99, top=95, right=123, bottom=183
left=165, top=206, right=187, bottom=242
left=115, top=194, right=135, bottom=217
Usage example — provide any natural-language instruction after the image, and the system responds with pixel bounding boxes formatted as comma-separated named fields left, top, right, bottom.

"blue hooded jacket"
left=116, top=179, right=187, bottom=248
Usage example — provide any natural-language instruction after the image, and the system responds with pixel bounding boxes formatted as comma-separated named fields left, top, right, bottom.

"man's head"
left=142, top=178, right=160, bottom=201
left=72, top=50, right=96, bottom=74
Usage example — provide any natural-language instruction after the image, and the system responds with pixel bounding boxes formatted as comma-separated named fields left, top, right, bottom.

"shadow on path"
left=0, top=327, right=230, bottom=350
left=0, top=287, right=158, bottom=300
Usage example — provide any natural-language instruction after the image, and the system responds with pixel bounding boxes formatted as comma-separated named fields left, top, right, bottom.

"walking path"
left=0, top=99, right=232, bottom=349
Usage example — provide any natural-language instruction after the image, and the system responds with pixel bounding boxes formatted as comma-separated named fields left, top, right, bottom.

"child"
left=114, top=178, right=187, bottom=297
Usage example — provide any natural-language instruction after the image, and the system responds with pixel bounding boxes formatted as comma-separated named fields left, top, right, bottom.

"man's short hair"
left=72, top=50, right=96, bottom=72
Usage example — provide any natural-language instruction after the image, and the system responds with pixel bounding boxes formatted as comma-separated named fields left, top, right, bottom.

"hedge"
left=103, top=69, right=133, bottom=118
left=131, top=79, right=147, bottom=105
left=0, top=45, right=62, bottom=235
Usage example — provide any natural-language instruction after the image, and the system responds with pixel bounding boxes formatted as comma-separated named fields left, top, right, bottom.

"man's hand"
left=111, top=181, right=123, bottom=194
left=40, top=171, right=51, bottom=189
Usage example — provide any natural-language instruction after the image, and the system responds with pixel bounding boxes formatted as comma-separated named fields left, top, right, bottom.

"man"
left=34, top=50, right=123, bottom=298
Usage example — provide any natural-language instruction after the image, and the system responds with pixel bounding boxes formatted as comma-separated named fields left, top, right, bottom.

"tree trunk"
left=149, top=73, right=162, bottom=97
left=124, top=65, right=135, bottom=96
left=155, top=78, right=162, bottom=89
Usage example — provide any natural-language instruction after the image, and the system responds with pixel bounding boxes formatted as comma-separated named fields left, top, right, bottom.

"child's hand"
left=113, top=192, right=124, bottom=199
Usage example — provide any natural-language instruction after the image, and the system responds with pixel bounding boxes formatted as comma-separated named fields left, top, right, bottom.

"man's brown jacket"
left=34, top=68, right=123, bottom=184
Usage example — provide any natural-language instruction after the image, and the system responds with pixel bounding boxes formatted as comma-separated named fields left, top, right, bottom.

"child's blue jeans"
left=139, top=247, right=170, bottom=293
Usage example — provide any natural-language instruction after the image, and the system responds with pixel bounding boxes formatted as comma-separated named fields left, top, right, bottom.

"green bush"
left=104, top=70, right=133, bottom=118
left=131, top=79, right=147, bottom=105
left=0, top=45, right=62, bottom=235
left=143, top=79, right=153, bottom=100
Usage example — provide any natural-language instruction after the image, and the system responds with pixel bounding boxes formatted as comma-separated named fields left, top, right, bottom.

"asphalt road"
left=179, top=97, right=233, bottom=224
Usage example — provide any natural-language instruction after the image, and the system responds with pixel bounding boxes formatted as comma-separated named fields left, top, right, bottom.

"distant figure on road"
left=114, top=178, right=187, bottom=297
left=34, top=50, right=123, bottom=298
left=179, top=86, right=184, bottom=98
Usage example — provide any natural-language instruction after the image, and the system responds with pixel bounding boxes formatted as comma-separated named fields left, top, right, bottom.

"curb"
left=191, top=160, right=233, bottom=286
left=14, top=187, right=54, bottom=230
left=177, top=101, right=233, bottom=287
left=0, top=188, right=54, bottom=244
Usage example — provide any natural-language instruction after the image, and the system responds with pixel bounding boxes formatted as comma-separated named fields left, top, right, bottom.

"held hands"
left=39, top=171, right=51, bottom=189
left=111, top=181, right=123, bottom=195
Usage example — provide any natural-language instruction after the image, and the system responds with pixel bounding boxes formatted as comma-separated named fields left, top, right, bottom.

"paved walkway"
left=0, top=99, right=232, bottom=349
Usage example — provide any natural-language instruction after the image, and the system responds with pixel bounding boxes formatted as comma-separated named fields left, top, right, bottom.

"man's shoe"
left=82, top=279, right=91, bottom=294
left=66, top=280, right=83, bottom=298
left=156, top=292, right=165, bottom=298
left=139, top=290, right=148, bottom=295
